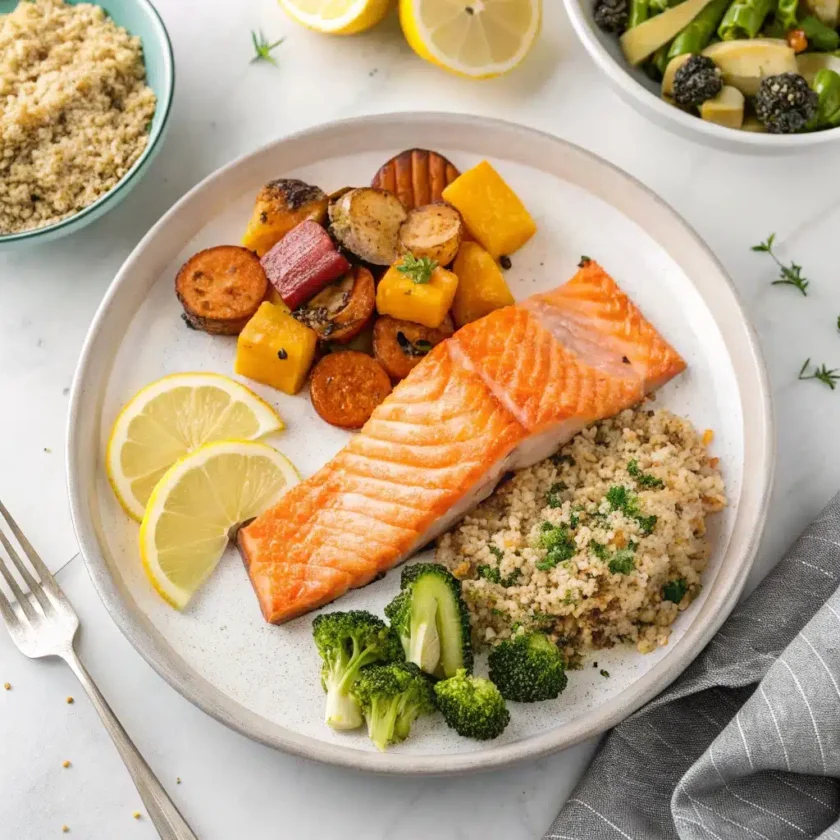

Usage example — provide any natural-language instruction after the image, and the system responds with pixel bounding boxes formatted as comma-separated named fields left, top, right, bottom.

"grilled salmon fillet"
left=238, top=260, right=686, bottom=624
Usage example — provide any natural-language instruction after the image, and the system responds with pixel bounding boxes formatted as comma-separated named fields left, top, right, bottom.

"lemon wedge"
left=107, top=373, right=283, bottom=522
left=278, top=0, right=393, bottom=34
left=139, top=440, right=299, bottom=609
left=399, top=0, right=541, bottom=79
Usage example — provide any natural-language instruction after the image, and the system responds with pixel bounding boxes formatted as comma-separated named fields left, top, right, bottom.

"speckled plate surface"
left=67, top=113, right=773, bottom=774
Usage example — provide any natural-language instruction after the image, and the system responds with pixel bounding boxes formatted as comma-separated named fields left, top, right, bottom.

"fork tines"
left=0, top=499, right=61, bottom=623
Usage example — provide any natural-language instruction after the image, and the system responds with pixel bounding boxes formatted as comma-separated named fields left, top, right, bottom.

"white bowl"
left=563, top=0, right=840, bottom=153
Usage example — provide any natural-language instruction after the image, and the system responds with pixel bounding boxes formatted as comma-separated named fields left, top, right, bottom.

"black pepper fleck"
left=499, top=255, right=512, bottom=270
left=622, top=356, right=630, bottom=364
left=259, top=212, right=268, bottom=224
left=181, top=314, right=198, bottom=330
left=465, top=4, right=475, bottom=12
left=277, top=348, right=288, bottom=360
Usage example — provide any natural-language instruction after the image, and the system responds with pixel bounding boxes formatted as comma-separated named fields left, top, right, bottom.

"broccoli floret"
left=351, top=662, right=436, bottom=751
left=672, top=55, right=722, bottom=108
left=536, top=522, right=576, bottom=570
left=385, top=563, right=473, bottom=679
left=594, top=0, right=629, bottom=33
left=312, top=610, right=403, bottom=731
left=662, top=578, right=688, bottom=604
left=434, top=669, right=510, bottom=740
left=755, top=73, right=818, bottom=134
left=488, top=632, right=568, bottom=703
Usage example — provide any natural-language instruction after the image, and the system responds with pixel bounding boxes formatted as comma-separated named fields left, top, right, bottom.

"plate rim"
left=67, top=111, right=775, bottom=775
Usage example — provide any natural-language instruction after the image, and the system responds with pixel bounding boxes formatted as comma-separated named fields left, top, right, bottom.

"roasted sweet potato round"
left=294, top=266, right=375, bottom=344
left=175, top=246, right=268, bottom=335
left=373, top=314, right=454, bottom=381
left=309, top=351, right=392, bottom=430
left=372, top=149, right=460, bottom=211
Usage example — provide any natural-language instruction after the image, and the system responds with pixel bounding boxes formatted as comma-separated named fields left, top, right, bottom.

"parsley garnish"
left=627, top=459, right=664, bottom=489
left=569, top=507, right=583, bottom=529
left=662, top=578, right=688, bottom=603
left=397, top=253, right=438, bottom=284
left=488, top=545, right=504, bottom=560
left=477, top=565, right=501, bottom=584
left=608, top=548, right=636, bottom=575
left=605, top=485, right=657, bottom=535
left=546, top=482, right=567, bottom=508
left=752, top=233, right=809, bottom=296
left=536, top=523, right=576, bottom=570
left=250, top=30, right=285, bottom=66
left=798, top=358, right=840, bottom=390
left=600, top=669, right=610, bottom=678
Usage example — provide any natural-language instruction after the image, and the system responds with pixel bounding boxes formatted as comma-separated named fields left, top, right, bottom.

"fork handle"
left=63, top=647, right=198, bottom=840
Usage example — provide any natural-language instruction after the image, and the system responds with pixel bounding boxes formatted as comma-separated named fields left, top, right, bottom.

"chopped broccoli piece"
left=627, top=459, right=665, bottom=489
left=351, top=662, right=436, bottom=751
left=488, top=632, right=568, bottom=702
left=546, top=482, right=567, bottom=508
left=605, top=485, right=657, bottom=535
left=433, top=669, right=510, bottom=740
left=488, top=545, right=504, bottom=560
left=385, top=563, right=473, bottom=679
left=477, top=564, right=502, bottom=584
left=608, top=548, right=636, bottom=575
left=312, top=610, right=404, bottom=730
left=663, top=578, right=688, bottom=603
left=536, top=523, right=576, bottom=570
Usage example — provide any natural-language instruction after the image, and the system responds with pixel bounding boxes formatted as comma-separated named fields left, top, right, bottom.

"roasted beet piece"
left=260, top=220, right=350, bottom=311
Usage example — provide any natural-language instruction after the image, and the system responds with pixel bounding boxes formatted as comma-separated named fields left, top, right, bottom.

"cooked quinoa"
left=436, top=408, right=726, bottom=663
left=0, top=0, right=157, bottom=234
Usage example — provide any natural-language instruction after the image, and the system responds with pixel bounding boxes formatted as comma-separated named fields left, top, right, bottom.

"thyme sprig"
left=752, top=233, right=809, bottom=296
left=397, top=253, right=437, bottom=284
left=798, top=358, right=840, bottom=390
left=251, top=30, right=285, bottom=66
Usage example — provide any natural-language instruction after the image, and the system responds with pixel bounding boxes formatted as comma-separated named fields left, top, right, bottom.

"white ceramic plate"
left=67, top=113, right=773, bottom=774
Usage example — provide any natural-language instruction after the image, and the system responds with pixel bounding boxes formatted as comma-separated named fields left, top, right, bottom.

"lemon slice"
left=278, top=0, right=393, bottom=34
left=399, top=0, right=541, bottom=79
left=139, top=440, right=299, bottom=609
left=107, top=373, right=283, bottom=522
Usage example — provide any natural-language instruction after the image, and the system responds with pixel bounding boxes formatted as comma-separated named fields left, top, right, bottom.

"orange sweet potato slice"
left=309, top=351, right=392, bottom=429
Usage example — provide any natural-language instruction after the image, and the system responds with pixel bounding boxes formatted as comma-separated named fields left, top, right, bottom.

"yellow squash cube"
left=442, top=161, right=537, bottom=259
left=375, top=264, right=458, bottom=329
left=235, top=302, right=317, bottom=395
left=452, top=242, right=515, bottom=327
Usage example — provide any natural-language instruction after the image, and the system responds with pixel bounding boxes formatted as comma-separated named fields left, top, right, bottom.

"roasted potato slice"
left=176, top=246, right=268, bottom=335
left=294, top=266, right=375, bottom=344
left=373, top=315, right=454, bottom=381
left=328, top=187, right=407, bottom=266
left=309, top=351, right=392, bottom=429
left=241, top=179, right=328, bottom=257
left=398, top=203, right=463, bottom=266
left=372, top=149, right=460, bottom=211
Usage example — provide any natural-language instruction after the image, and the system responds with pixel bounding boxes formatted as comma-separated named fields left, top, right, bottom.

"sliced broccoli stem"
left=325, top=679, right=363, bottom=730
left=407, top=597, right=441, bottom=675
left=410, top=574, right=467, bottom=679
left=366, top=696, right=401, bottom=752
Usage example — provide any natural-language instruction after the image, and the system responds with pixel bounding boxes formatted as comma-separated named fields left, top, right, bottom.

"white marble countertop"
left=2, top=0, right=840, bottom=836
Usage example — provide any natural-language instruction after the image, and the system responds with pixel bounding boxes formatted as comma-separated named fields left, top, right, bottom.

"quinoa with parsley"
left=0, top=0, right=156, bottom=234
left=436, top=408, right=726, bottom=662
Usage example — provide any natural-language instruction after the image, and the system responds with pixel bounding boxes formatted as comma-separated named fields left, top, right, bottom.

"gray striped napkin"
left=545, top=492, right=840, bottom=840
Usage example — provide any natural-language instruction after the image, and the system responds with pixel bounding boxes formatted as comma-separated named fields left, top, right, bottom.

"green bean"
left=810, top=68, right=840, bottom=127
left=667, top=0, right=733, bottom=58
left=773, top=0, right=798, bottom=30
left=801, top=15, right=840, bottom=51
left=648, top=0, right=681, bottom=13
left=651, top=42, right=673, bottom=76
left=718, top=0, right=774, bottom=39
left=628, top=0, right=651, bottom=29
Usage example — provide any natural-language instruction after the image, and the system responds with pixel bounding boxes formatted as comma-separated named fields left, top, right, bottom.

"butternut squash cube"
left=235, top=302, right=317, bottom=395
left=375, top=264, right=458, bottom=328
left=265, top=286, right=290, bottom=312
left=451, top=242, right=515, bottom=327
left=441, top=161, right=536, bottom=259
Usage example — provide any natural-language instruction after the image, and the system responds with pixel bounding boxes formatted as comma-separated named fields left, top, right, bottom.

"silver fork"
left=0, top=500, right=198, bottom=840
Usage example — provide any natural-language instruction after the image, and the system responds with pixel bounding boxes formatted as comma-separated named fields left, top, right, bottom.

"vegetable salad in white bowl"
left=564, top=0, right=840, bottom=151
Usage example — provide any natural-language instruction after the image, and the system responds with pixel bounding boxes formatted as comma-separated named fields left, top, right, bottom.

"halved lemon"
left=277, top=0, right=393, bottom=34
left=139, top=440, right=299, bottom=609
left=107, top=373, right=283, bottom=521
left=399, top=0, right=541, bottom=79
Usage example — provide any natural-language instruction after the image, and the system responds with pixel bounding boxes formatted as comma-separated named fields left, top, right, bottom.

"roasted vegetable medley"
left=174, top=150, right=537, bottom=430
left=596, top=0, right=840, bottom=132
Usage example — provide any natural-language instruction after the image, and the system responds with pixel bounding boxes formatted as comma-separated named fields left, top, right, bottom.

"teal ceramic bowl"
left=0, top=0, right=174, bottom=248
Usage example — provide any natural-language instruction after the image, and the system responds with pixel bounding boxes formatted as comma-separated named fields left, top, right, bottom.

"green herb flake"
left=627, top=459, right=664, bottom=489
left=397, top=253, right=438, bottom=284
left=550, top=453, right=576, bottom=468
left=752, top=233, right=809, bottom=296
left=251, top=30, right=285, bottom=66
left=546, top=482, right=567, bottom=508
left=600, top=669, right=610, bottom=678
left=536, top=523, right=576, bottom=571
left=488, top=545, right=504, bottom=560
left=663, top=578, right=688, bottom=604
left=477, top=565, right=502, bottom=584
left=604, top=485, right=657, bottom=535
left=608, top=548, right=636, bottom=575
